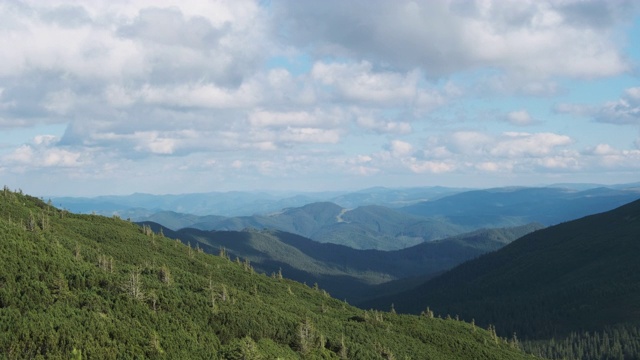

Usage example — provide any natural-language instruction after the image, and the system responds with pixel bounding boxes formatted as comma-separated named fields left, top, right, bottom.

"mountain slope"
left=0, top=187, right=536, bottom=359
left=145, top=223, right=542, bottom=303
left=366, top=197, right=640, bottom=342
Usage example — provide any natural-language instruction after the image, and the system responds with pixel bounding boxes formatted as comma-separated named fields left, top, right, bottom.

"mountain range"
left=55, top=185, right=640, bottom=251
left=51, top=186, right=466, bottom=217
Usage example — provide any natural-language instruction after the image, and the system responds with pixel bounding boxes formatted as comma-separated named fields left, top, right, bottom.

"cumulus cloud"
left=249, top=109, right=342, bottom=129
left=583, top=143, right=640, bottom=169
left=273, top=0, right=633, bottom=79
left=555, top=87, right=640, bottom=125
left=490, top=132, right=573, bottom=157
left=3, top=135, right=83, bottom=169
left=443, top=131, right=574, bottom=161
left=595, top=87, right=640, bottom=125
left=310, top=61, right=446, bottom=109
left=355, top=116, right=412, bottom=134
left=355, top=131, right=582, bottom=177
left=0, top=0, right=638, bottom=194
left=505, top=110, right=537, bottom=126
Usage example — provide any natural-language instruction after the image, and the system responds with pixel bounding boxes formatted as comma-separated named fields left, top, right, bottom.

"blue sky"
left=1, top=0, right=639, bottom=196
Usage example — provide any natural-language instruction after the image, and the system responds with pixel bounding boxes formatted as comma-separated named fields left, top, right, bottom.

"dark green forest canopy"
left=148, top=222, right=541, bottom=304
left=363, top=196, right=640, bottom=359
left=0, top=187, right=539, bottom=359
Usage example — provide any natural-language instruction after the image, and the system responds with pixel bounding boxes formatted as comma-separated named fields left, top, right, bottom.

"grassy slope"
left=365, top=198, right=640, bottom=340
left=0, top=188, right=538, bottom=359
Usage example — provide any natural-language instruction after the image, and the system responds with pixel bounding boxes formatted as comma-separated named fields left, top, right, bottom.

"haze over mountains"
left=51, top=186, right=465, bottom=218
left=54, top=184, right=640, bottom=251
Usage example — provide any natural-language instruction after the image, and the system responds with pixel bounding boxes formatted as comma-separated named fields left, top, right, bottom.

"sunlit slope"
left=0, top=188, right=539, bottom=359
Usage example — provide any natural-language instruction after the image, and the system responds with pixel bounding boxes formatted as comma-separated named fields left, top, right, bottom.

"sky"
left=1, top=0, right=640, bottom=196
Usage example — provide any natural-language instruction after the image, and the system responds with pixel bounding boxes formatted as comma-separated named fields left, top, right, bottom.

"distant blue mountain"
left=400, top=186, right=640, bottom=227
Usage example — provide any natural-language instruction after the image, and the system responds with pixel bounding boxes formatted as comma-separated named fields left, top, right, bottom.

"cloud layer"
left=0, top=0, right=639, bottom=195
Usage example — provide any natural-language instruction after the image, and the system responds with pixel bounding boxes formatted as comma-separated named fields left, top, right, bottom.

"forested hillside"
left=365, top=198, right=640, bottom=359
left=143, top=223, right=541, bottom=303
left=175, top=202, right=467, bottom=250
left=0, top=187, right=539, bottom=359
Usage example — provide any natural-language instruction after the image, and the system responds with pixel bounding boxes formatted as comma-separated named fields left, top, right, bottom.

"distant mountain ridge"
left=52, top=186, right=467, bottom=217
left=399, top=186, right=640, bottom=227
left=54, top=184, right=640, bottom=251
left=202, top=202, right=466, bottom=250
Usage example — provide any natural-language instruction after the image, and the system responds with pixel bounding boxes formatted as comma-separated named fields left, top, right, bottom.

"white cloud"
left=583, top=143, right=640, bottom=169
left=312, top=61, right=414, bottom=104
left=0, top=1, right=638, bottom=194
left=3, top=135, right=83, bottom=168
left=389, top=140, right=414, bottom=158
left=589, top=143, right=618, bottom=156
left=489, top=132, right=573, bottom=157
left=448, top=131, right=574, bottom=160
left=278, top=127, right=341, bottom=144
left=556, top=87, right=640, bottom=125
left=505, top=110, right=536, bottom=126
left=274, top=0, right=632, bottom=79
left=408, top=160, right=456, bottom=174
left=356, top=131, right=578, bottom=176
left=249, top=109, right=338, bottom=129
left=448, top=131, right=493, bottom=155
left=356, top=116, right=412, bottom=134
left=43, top=89, right=77, bottom=115
left=535, top=155, right=579, bottom=170
left=475, top=161, right=513, bottom=172
left=138, top=82, right=263, bottom=109
left=595, top=87, right=640, bottom=124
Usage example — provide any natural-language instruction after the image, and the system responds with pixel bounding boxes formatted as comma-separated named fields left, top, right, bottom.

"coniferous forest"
left=0, top=187, right=539, bottom=359
left=361, top=197, right=640, bottom=360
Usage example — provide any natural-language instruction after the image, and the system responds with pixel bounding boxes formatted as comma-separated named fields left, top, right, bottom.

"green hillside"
left=0, top=187, right=539, bottom=359
left=365, top=198, right=640, bottom=359
left=150, top=223, right=541, bottom=304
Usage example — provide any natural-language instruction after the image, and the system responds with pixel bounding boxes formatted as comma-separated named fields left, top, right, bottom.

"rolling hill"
left=0, top=187, right=537, bottom=359
left=142, top=202, right=468, bottom=250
